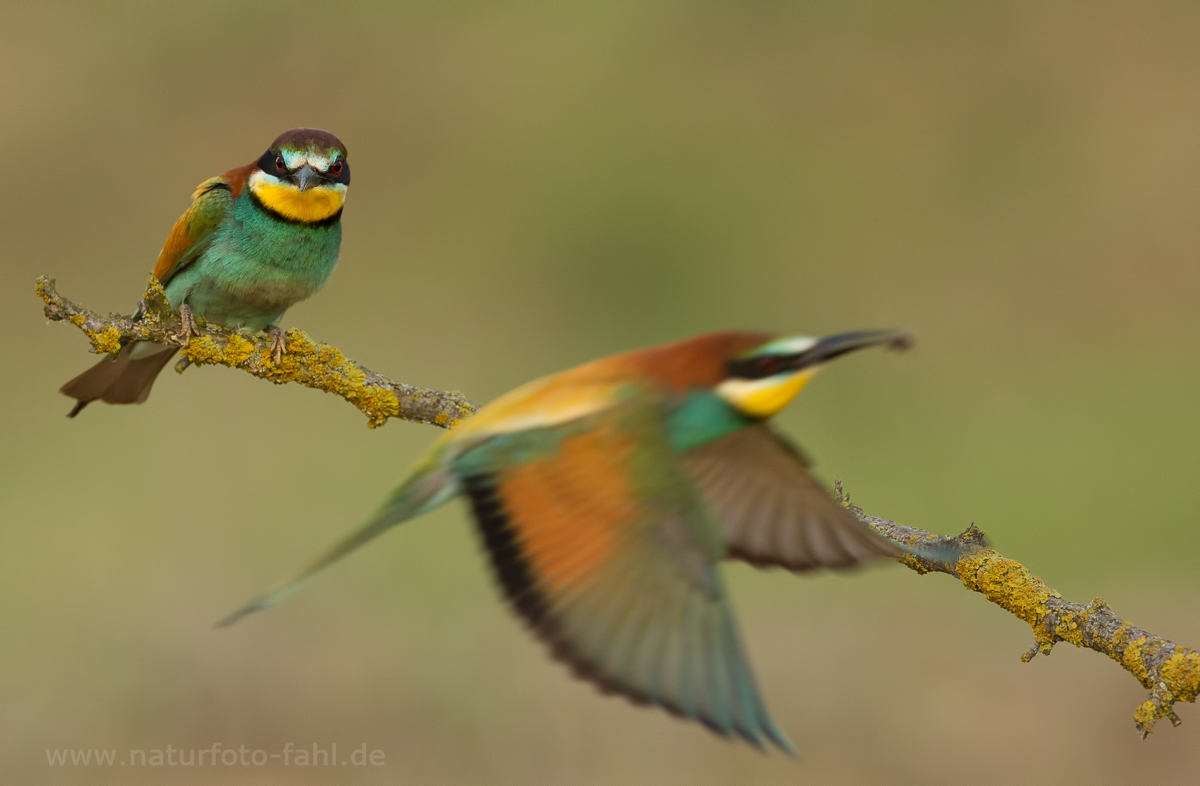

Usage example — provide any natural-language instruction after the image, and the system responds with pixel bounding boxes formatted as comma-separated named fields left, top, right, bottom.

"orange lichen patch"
left=944, top=532, right=1196, bottom=734
left=177, top=327, right=402, bottom=426
left=39, top=274, right=474, bottom=431
left=140, top=276, right=173, bottom=319
left=1133, top=699, right=1161, bottom=729
left=499, top=426, right=635, bottom=593
left=91, top=326, right=123, bottom=355
left=168, top=319, right=471, bottom=429
left=953, top=548, right=1070, bottom=660
left=232, top=329, right=403, bottom=427
left=268, top=330, right=400, bottom=428
left=1050, top=602, right=1096, bottom=649
left=899, top=555, right=934, bottom=575
left=1162, top=650, right=1200, bottom=703
left=61, top=313, right=120, bottom=355
left=221, top=334, right=256, bottom=366
left=357, top=390, right=402, bottom=428
left=1121, top=636, right=1153, bottom=687
left=956, top=549, right=1055, bottom=628
left=181, top=335, right=225, bottom=365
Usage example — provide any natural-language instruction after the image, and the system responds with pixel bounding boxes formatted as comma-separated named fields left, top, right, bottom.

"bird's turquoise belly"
left=165, top=204, right=341, bottom=332
left=170, top=268, right=321, bottom=331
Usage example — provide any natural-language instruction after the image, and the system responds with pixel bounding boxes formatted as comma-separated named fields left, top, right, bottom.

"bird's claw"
left=267, top=325, right=287, bottom=366
left=178, top=304, right=200, bottom=345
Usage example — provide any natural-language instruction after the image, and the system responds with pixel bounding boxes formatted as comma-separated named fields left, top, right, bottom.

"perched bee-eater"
left=60, top=128, right=351, bottom=416
left=222, top=330, right=918, bottom=752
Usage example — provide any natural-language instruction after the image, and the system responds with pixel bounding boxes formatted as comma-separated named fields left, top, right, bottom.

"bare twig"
left=40, top=275, right=1196, bottom=737
left=38, top=276, right=478, bottom=429
left=835, top=482, right=1199, bottom=738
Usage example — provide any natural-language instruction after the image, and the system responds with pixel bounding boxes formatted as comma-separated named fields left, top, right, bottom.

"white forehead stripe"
left=759, top=335, right=818, bottom=355
left=280, top=150, right=332, bottom=171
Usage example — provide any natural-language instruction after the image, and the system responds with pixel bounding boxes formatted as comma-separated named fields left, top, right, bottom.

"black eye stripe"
left=726, top=355, right=786, bottom=380
left=255, top=149, right=351, bottom=186
left=256, top=149, right=288, bottom=175
left=327, top=157, right=351, bottom=185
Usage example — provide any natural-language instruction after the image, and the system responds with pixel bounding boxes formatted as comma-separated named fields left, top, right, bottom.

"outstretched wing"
left=682, top=425, right=900, bottom=571
left=151, top=172, right=239, bottom=285
left=453, top=403, right=793, bottom=752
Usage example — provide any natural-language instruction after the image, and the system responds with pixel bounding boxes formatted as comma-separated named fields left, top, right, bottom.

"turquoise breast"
left=165, top=193, right=342, bottom=332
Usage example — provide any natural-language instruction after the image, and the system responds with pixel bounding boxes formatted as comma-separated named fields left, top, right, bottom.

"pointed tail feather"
left=103, top=345, right=177, bottom=404
left=61, top=343, right=178, bottom=415
left=61, top=347, right=133, bottom=414
left=893, top=536, right=978, bottom=568
left=216, top=466, right=458, bottom=628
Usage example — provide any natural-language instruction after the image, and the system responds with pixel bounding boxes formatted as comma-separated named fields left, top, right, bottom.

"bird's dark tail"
left=60, top=343, right=178, bottom=417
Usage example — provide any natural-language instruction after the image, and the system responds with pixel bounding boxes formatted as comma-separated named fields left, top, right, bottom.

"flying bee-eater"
left=221, top=329, right=920, bottom=752
left=60, top=128, right=351, bottom=417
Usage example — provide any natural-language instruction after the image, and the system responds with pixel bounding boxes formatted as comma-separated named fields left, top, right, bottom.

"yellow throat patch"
left=250, top=172, right=345, bottom=223
left=716, top=368, right=818, bottom=419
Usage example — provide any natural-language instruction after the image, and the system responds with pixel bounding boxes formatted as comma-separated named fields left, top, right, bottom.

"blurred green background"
left=2, top=1, right=1198, bottom=783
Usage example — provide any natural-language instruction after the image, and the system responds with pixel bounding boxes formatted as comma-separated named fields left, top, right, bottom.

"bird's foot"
left=267, top=325, right=288, bottom=366
left=178, top=304, right=200, bottom=345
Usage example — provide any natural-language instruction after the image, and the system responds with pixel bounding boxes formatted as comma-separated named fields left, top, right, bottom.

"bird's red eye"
left=330, top=161, right=343, bottom=175
left=274, top=155, right=286, bottom=171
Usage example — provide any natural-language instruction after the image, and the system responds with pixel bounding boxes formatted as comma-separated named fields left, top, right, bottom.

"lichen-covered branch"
left=37, top=276, right=478, bottom=429
left=41, top=275, right=1196, bottom=738
left=834, top=483, right=1199, bottom=739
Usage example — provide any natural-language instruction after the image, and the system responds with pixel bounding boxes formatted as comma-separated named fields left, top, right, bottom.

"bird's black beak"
left=294, top=164, right=322, bottom=193
left=787, top=329, right=913, bottom=371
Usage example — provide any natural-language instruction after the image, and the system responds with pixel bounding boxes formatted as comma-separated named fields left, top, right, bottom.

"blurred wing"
left=454, top=405, right=792, bottom=752
left=151, top=175, right=233, bottom=284
left=682, top=425, right=900, bottom=571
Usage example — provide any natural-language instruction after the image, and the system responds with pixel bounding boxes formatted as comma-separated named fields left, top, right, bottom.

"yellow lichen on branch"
left=178, top=325, right=407, bottom=427
left=841, top=486, right=1200, bottom=739
left=38, top=275, right=477, bottom=430
left=956, top=548, right=1056, bottom=639
left=41, top=274, right=1198, bottom=740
